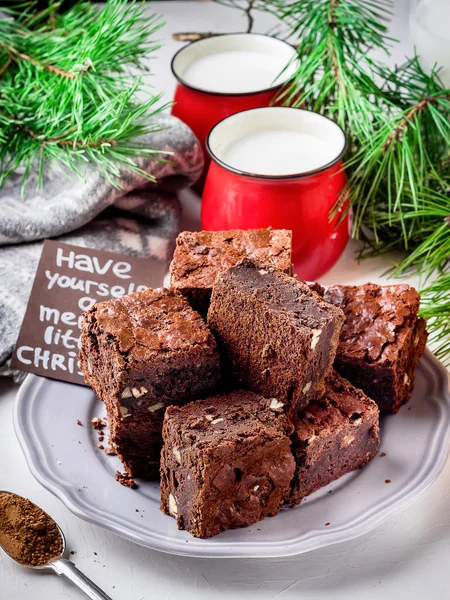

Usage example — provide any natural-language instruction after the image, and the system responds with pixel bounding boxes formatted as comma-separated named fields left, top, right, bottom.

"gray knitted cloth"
left=0, top=114, right=204, bottom=379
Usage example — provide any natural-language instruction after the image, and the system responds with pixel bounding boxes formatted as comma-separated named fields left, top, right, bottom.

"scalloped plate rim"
left=13, top=349, right=450, bottom=558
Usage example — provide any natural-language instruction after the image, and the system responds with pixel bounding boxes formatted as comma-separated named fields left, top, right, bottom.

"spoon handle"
left=51, top=558, right=113, bottom=600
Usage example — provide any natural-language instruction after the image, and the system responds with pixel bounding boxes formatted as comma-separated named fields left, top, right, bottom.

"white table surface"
left=3, top=1, right=450, bottom=599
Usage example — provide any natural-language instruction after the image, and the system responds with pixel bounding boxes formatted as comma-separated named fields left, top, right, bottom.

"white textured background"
left=2, top=1, right=450, bottom=599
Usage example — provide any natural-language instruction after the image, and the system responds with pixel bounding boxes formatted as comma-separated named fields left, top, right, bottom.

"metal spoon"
left=0, top=491, right=113, bottom=600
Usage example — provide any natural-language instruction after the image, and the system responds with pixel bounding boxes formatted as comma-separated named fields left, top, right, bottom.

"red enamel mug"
left=202, top=107, right=349, bottom=281
left=171, top=33, right=297, bottom=172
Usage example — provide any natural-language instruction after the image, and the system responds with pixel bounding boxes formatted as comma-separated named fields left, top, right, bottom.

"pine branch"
left=269, top=0, right=396, bottom=141
left=420, top=274, right=450, bottom=366
left=246, top=1, right=450, bottom=361
left=0, top=0, right=171, bottom=189
left=0, top=41, right=77, bottom=78
left=341, top=58, right=450, bottom=249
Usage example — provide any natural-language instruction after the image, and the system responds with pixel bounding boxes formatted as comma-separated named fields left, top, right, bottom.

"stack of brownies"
left=79, top=228, right=428, bottom=539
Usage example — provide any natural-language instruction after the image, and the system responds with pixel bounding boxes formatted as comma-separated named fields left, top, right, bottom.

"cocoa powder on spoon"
left=0, top=493, right=63, bottom=566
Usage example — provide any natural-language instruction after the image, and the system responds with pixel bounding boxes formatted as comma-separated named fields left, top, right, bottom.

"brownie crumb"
left=381, top=452, right=387, bottom=457
left=325, top=522, right=330, bottom=526
left=115, top=471, right=136, bottom=489
left=385, top=479, right=391, bottom=484
left=70, top=551, right=76, bottom=555
left=76, top=420, right=83, bottom=426
left=98, top=435, right=104, bottom=442
left=105, top=447, right=117, bottom=456
left=135, top=509, right=139, bottom=513
left=97, top=445, right=104, bottom=450
left=93, top=552, right=97, bottom=556
left=91, top=418, right=106, bottom=430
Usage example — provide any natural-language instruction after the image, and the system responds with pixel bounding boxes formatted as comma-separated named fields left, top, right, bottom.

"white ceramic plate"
left=14, top=349, right=450, bottom=558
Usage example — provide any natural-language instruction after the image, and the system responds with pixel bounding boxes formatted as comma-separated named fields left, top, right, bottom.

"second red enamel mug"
left=202, top=107, right=349, bottom=281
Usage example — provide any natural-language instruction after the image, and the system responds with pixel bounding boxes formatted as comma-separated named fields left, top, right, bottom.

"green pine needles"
left=345, top=57, right=450, bottom=251
left=0, top=0, right=170, bottom=188
left=213, top=0, right=450, bottom=361
left=275, top=1, right=450, bottom=362
left=272, top=0, right=395, bottom=141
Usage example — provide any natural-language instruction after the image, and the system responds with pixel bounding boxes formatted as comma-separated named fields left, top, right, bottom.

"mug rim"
left=206, top=107, right=348, bottom=181
left=171, top=32, right=297, bottom=97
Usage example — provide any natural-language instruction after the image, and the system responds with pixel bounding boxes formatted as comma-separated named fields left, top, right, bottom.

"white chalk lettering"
left=110, top=285, right=125, bottom=298
left=78, top=297, right=96, bottom=311
left=45, top=270, right=60, bottom=290
left=91, top=257, right=114, bottom=275
left=55, top=247, right=132, bottom=279
left=51, top=354, right=67, bottom=371
left=56, top=247, right=74, bottom=268
left=70, top=278, right=85, bottom=291
left=44, top=326, right=79, bottom=349
left=44, top=326, right=54, bottom=345
left=74, top=254, right=94, bottom=273
left=61, top=312, right=77, bottom=326
left=34, top=348, right=50, bottom=369
left=68, top=351, right=78, bottom=373
left=111, top=261, right=131, bottom=279
left=40, top=305, right=60, bottom=324
left=16, top=346, right=33, bottom=365
left=83, top=280, right=99, bottom=295
left=97, top=282, right=109, bottom=297
left=58, top=275, right=71, bottom=288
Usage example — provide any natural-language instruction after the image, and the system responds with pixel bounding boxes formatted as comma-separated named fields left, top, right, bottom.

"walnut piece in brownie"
left=79, top=288, right=221, bottom=479
left=160, top=391, right=295, bottom=539
left=169, top=228, right=292, bottom=316
left=290, top=371, right=380, bottom=504
left=207, top=259, right=344, bottom=414
left=324, top=283, right=428, bottom=413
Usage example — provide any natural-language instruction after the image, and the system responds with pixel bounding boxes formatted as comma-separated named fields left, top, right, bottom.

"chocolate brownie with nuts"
left=160, top=390, right=295, bottom=538
left=79, top=287, right=221, bottom=479
left=324, top=283, right=428, bottom=413
left=169, top=228, right=292, bottom=316
left=207, top=259, right=344, bottom=414
left=290, top=370, right=380, bottom=504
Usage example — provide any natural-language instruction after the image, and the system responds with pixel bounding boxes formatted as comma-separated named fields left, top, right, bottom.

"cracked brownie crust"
left=290, top=371, right=380, bottom=504
left=324, top=283, right=428, bottom=413
left=207, top=259, right=344, bottom=414
left=169, top=228, right=292, bottom=316
left=79, top=287, right=221, bottom=479
left=160, top=390, right=295, bottom=538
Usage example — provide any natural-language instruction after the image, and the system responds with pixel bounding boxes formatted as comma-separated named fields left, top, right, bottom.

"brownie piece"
left=79, top=287, right=221, bottom=479
left=160, top=391, right=295, bottom=538
left=290, top=371, right=380, bottom=504
left=169, top=228, right=292, bottom=316
left=324, top=283, right=428, bottom=413
left=207, top=259, right=344, bottom=414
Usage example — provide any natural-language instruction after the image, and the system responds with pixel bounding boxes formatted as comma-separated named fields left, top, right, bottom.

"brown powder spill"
left=0, top=493, right=63, bottom=566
